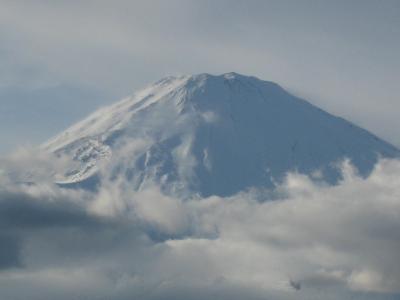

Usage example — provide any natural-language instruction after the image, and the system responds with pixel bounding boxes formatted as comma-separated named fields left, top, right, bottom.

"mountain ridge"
left=44, top=72, right=400, bottom=197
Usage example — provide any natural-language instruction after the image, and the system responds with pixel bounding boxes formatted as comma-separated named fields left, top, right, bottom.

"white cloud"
left=132, top=188, right=189, bottom=234
left=0, top=152, right=399, bottom=299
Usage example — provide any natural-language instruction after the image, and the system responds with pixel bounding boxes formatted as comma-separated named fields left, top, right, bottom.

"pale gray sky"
left=1, top=0, right=399, bottom=153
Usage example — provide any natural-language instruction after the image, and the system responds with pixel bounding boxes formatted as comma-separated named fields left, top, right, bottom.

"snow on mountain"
left=43, top=72, right=400, bottom=197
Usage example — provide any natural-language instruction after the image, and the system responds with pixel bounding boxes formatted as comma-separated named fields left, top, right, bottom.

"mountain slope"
left=44, top=73, right=400, bottom=197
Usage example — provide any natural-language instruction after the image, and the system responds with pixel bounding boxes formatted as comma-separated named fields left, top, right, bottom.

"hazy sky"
left=1, top=0, right=400, bottom=153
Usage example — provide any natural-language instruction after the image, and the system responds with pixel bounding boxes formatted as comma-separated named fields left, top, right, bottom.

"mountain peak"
left=44, top=73, right=400, bottom=198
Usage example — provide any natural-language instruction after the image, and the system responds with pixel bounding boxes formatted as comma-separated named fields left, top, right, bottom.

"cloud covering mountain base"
left=0, top=149, right=399, bottom=300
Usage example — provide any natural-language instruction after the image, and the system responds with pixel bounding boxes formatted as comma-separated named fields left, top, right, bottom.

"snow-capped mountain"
left=44, top=72, right=400, bottom=197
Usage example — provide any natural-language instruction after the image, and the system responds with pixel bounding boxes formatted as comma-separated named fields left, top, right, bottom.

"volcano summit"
left=44, top=73, right=400, bottom=197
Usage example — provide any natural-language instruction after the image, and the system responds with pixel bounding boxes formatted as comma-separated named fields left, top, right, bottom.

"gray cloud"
left=0, top=191, right=98, bottom=230
left=0, top=148, right=399, bottom=299
left=0, top=235, right=21, bottom=270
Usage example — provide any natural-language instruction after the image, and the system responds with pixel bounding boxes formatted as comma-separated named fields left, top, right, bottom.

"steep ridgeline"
left=44, top=73, right=400, bottom=197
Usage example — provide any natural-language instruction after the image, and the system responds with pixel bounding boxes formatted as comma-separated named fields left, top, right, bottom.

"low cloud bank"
left=0, top=149, right=399, bottom=300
